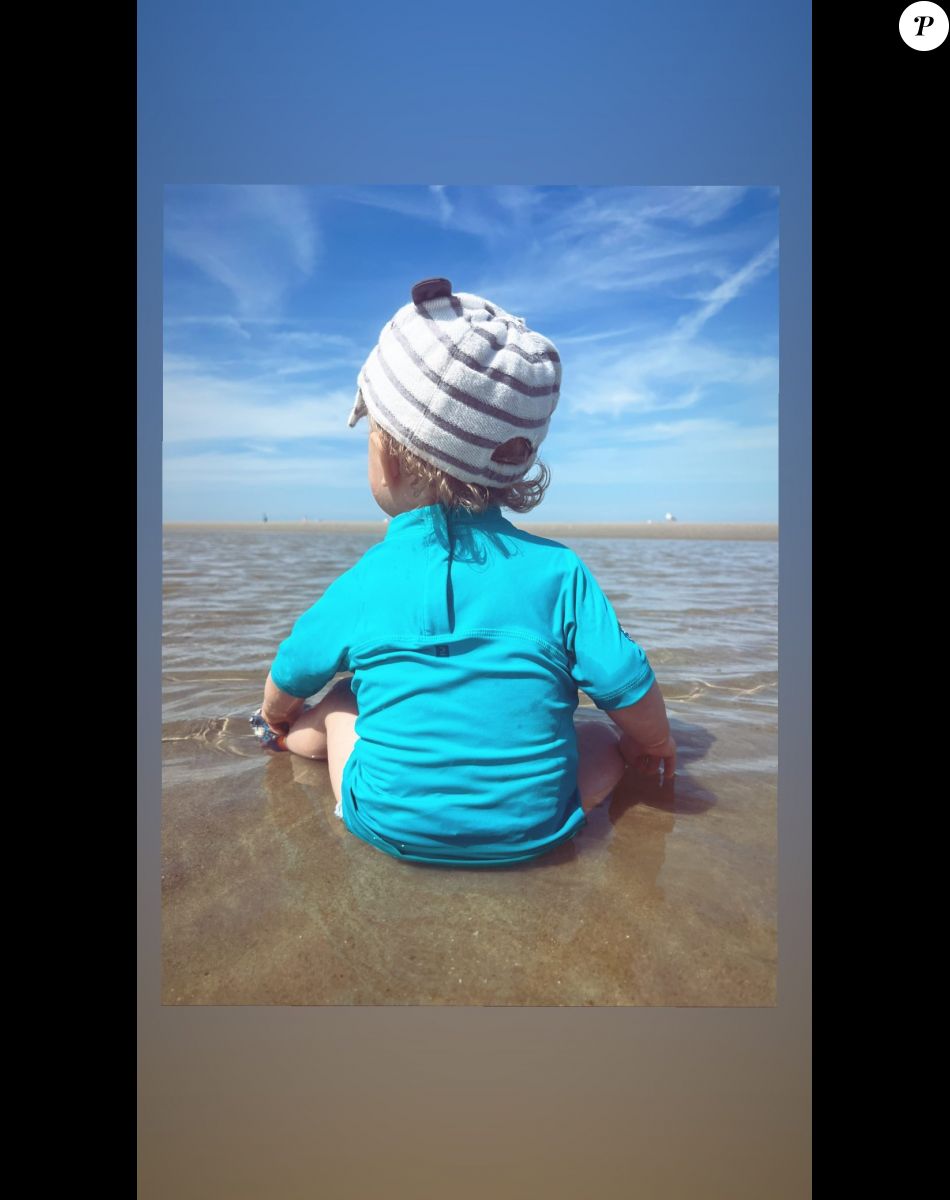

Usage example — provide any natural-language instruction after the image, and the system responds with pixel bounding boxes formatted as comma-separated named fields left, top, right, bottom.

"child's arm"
left=260, top=672, right=308, bottom=734
left=605, top=681, right=676, bottom=779
left=564, top=553, right=675, bottom=779
left=259, top=572, right=356, bottom=734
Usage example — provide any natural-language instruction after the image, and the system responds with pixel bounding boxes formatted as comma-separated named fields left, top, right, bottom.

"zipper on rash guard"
left=421, top=505, right=454, bottom=638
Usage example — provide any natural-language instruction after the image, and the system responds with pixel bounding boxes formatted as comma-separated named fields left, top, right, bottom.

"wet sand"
left=162, top=530, right=777, bottom=1006
left=163, top=702, right=775, bottom=1006
left=164, top=521, right=778, bottom=540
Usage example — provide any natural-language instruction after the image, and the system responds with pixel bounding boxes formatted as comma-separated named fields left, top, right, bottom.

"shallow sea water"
left=162, top=526, right=777, bottom=1006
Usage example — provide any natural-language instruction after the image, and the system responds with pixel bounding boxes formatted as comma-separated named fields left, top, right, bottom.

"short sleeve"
left=269, top=574, right=355, bottom=699
left=564, top=554, right=656, bottom=710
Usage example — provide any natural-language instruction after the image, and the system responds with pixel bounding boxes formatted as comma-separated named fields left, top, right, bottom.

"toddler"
left=252, top=277, right=676, bottom=866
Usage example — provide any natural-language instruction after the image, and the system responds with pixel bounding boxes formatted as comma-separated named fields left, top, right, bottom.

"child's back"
left=258, top=278, right=674, bottom=867
left=269, top=501, right=656, bottom=865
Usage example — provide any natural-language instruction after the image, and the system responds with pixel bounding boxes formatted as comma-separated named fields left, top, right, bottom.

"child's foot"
left=249, top=708, right=289, bottom=752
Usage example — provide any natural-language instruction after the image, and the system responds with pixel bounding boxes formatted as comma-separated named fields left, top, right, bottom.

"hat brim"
left=347, top=387, right=369, bottom=428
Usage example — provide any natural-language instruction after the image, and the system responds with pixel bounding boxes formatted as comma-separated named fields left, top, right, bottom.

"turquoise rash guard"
left=269, top=503, right=656, bottom=867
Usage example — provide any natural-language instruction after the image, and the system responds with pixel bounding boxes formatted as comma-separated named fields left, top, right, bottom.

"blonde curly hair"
left=367, top=408, right=551, bottom=515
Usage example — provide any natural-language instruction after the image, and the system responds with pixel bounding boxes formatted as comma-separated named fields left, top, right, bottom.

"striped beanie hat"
left=347, top=277, right=561, bottom=487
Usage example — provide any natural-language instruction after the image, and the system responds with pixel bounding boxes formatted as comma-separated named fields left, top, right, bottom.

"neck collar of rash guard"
left=383, top=502, right=507, bottom=541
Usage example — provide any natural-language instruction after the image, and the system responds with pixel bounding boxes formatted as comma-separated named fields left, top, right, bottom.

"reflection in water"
left=162, top=529, right=777, bottom=1006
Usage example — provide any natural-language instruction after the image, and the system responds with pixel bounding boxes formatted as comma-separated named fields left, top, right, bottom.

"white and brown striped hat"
left=347, top=277, right=561, bottom=487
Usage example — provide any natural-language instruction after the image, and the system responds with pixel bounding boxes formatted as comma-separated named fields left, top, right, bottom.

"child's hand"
left=619, top=733, right=677, bottom=781
left=259, top=673, right=307, bottom=735
left=249, top=708, right=290, bottom=752
left=260, top=711, right=290, bottom=737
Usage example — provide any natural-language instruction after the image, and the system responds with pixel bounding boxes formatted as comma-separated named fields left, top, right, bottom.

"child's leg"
left=283, top=676, right=360, bottom=815
left=282, top=675, right=359, bottom=760
left=325, top=709, right=359, bottom=815
left=575, top=718, right=627, bottom=813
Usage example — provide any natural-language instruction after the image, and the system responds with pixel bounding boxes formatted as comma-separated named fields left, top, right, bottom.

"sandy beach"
left=164, top=520, right=778, bottom=540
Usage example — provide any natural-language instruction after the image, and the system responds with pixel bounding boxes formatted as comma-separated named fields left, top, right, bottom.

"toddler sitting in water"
left=252, top=277, right=676, bottom=866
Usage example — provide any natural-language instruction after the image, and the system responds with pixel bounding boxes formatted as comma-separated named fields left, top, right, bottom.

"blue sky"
left=163, top=185, right=778, bottom=522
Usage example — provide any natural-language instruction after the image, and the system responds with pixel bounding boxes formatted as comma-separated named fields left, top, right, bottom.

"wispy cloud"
left=465, top=187, right=761, bottom=317
left=163, top=321, right=365, bottom=391
left=163, top=370, right=359, bottom=443
left=430, top=184, right=453, bottom=224
left=548, top=419, right=777, bottom=487
left=567, top=342, right=776, bottom=418
left=563, top=324, right=777, bottom=420
left=550, top=235, right=778, bottom=418
left=557, top=323, right=654, bottom=346
left=164, top=185, right=320, bottom=316
left=334, top=185, right=548, bottom=244
left=163, top=315, right=255, bottom=339
left=622, top=185, right=748, bottom=228
left=245, top=186, right=318, bottom=273
left=675, top=237, right=779, bottom=339
left=163, top=448, right=368, bottom=490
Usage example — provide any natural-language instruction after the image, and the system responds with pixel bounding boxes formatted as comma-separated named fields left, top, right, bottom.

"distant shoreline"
left=163, top=521, right=778, bottom=541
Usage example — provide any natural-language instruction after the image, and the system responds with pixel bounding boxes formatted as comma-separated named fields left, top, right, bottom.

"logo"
left=900, top=3, right=948, bottom=49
